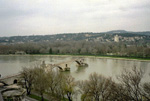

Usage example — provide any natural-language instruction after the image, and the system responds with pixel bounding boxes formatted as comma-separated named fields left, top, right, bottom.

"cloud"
left=0, top=0, right=150, bottom=36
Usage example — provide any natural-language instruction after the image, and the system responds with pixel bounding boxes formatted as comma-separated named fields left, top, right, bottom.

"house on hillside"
left=15, top=51, right=26, bottom=55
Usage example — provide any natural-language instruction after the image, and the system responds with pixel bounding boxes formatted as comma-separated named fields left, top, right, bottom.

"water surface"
left=0, top=55, right=150, bottom=82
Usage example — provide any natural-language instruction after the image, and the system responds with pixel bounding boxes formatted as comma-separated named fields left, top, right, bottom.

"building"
left=114, top=35, right=119, bottom=42
left=15, top=51, right=26, bottom=55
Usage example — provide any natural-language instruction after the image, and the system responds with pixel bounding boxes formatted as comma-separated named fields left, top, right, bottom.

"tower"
left=114, top=35, right=119, bottom=42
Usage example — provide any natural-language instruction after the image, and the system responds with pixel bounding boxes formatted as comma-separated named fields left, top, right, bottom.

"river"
left=0, top=55, right=150, bottom=82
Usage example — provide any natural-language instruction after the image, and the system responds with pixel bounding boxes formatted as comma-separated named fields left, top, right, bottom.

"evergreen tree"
left=49, top=48, right=53, bottom=54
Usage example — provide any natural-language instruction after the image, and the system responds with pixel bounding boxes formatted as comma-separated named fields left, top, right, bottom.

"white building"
left=114, top=35, right=119, bottom=42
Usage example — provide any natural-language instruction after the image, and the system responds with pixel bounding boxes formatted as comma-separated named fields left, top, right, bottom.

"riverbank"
left=1, top=54, right=150, bottom=61
left=29, top=54, right=150, bottom=61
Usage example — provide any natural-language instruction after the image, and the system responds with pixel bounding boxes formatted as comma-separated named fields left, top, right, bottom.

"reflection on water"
left=0, top=55, right=150, bottom=82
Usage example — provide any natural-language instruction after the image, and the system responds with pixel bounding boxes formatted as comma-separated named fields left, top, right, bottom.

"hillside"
left=0, top=30, right=150, bottom=44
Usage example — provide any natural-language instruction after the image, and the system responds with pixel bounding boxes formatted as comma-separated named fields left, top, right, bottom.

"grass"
left=28, top=94, right=69, bottom=101
left=30, top=53, right=150, bottom=61
left=28, top=94, right=48, bottom=101
left=96, top=55, right=150, bottom=60
left=2, top=53, right=150, bottom=61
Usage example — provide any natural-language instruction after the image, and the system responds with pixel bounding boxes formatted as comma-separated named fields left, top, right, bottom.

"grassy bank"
left=28, top=94, right=48, bottom=101
left=1, top=53, right=150, bottom=61
left=28, top=94, right=69, bottom=101
left=29, top=53, right=150, bottom=61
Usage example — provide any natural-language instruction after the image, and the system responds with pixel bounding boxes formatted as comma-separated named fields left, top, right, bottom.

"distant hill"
left=107, top=30, right=129, bottom=33
left=0, top=30, right=150, bottom=44
left=107, top=30, right=150, bottom=35
left=132, top=31, right=150, bottom=35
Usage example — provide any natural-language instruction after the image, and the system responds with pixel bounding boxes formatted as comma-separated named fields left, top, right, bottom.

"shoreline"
left=0, top=54, right=150, bottom=62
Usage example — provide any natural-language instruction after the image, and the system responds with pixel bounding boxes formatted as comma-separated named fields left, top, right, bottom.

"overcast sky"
left=0, top=0, right=150, bottom=36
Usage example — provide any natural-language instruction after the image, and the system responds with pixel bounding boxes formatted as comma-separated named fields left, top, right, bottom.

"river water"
left=0, top=55, right=150, bottom=82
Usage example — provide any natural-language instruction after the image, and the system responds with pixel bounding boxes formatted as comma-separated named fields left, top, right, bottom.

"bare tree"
left=32, top=67, right=48, bottom=101
left=78, top=67, right=150, bottom=101
left=46, top=70, right=64, bottom=100
left=118, top=67, right=143, bottom=100
left=20, top=67, right=35, bottom=95
left=63, top=75, right=76, bottom=101
left=47, top=71, right=76, bottom=101
left=116, top=66, right=150, bottom=101
left=78, top=73, right=113, bottom=101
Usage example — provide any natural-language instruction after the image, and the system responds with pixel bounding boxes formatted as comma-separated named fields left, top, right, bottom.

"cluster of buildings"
left=114, top=35, right=144, bottom=42
left=84, top=34, right=145, bottom=43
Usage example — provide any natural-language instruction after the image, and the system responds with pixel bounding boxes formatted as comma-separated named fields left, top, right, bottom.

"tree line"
left=19, top=64, right=150, bottom=101
left=0, top=41, right=150, bottom=58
